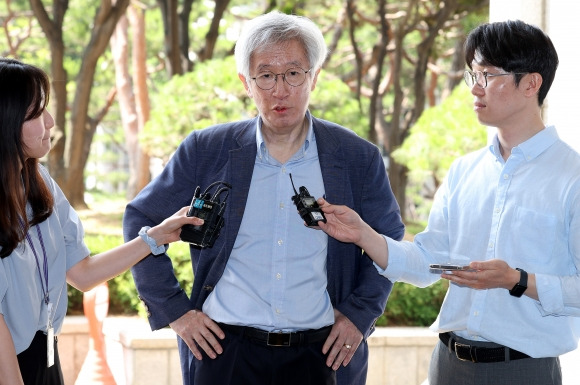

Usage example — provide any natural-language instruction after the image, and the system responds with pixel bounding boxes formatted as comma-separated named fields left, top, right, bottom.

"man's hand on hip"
left=169, top=309, right=225, bottom=360
left=322, top=309, right=363, bottom=370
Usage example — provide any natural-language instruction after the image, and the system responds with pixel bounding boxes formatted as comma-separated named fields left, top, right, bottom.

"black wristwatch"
left=509, top=268, right=528, bottom=297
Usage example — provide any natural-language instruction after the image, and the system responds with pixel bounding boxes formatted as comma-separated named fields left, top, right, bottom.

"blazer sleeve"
left=123, top=134, right=200, bottom=330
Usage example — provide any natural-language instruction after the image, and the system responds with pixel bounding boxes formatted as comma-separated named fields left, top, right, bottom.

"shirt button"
left=279, top=202, right=285, bottom=209
left=278, top=239, right=283, bottom=245
left=503, top=174, right=509, bottom=179
left=495, top=208, right=500, bottom=213
left=276, top=273, right=281, bottom=280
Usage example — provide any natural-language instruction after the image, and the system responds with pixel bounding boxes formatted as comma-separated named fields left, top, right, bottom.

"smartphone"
left=429, top=263, right=472, bottom=273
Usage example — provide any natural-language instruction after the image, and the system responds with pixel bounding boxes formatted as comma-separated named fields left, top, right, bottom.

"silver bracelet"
left=138, top=226, right=168, bottom=255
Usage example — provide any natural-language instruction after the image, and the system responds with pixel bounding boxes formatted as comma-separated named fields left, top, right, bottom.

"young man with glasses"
left=123, top=11, right=404, bottom=385
left=315, top=19, right=579, bottom=385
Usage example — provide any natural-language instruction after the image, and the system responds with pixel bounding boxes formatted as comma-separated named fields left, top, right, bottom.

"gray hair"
left=234, top=11, right=328, bottom=79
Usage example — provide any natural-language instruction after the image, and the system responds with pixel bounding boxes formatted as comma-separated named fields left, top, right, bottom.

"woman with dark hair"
left=0, top=58, right=202, bottom=385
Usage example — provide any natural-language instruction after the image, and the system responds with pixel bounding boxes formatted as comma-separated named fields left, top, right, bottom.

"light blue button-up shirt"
left=0, top=166, right=89, bottom=354
left=379, top=126, right=580, bottom=357
left=203, top=113, right=334, bottom=332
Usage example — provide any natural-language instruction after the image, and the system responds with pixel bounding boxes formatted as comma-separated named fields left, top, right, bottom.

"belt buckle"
left=454, top=342, right=476, bottom=362
left=267, top=332, right=291, bottom=347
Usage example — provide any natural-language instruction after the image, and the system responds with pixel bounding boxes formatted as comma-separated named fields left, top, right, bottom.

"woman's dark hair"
left=0, top=58, right=54, bottom=258
left=465, top=19, right=559, bottom=106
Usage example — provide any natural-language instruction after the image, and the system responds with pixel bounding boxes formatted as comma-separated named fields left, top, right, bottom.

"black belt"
left=439, top=332, right=530, bottom=363
left=218, top=323, right=332, bottom=347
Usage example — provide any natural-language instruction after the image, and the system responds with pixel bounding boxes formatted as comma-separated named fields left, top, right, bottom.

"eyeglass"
left=463, top=70, right=526, bottom=89
left=251, top=67, right=311, bottom=90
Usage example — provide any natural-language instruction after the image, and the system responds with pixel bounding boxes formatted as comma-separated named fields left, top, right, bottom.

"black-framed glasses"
left=251, top=67, right=311, bottom=90
left=463, top=70, right=526, bottom=89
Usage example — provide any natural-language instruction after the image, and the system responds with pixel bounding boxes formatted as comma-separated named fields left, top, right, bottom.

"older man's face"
left=240, top=39, right=319, bottom=138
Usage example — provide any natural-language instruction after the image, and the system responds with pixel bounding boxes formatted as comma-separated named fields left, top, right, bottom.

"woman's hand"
left=146, top=206, right=204, bottom=246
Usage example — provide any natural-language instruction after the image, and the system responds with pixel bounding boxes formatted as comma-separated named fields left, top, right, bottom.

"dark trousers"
left=193, top=326, right=336, bottom=385
left=429, top=339, right=562, bottom=385
left=17, top=330, right=64, bottom=385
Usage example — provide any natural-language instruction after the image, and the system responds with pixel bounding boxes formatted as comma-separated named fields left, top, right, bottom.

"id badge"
left=46, top=302, right=54, bottom=367
left=47, top=326, right=54, bottom=367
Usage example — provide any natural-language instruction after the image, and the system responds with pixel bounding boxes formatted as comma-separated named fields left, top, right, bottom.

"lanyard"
left=21, top=221, right=50, bottom=305
left=20, top=218, right=55, bottom=367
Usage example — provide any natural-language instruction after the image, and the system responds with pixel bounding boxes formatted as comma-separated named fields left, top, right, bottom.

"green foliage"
left=392, top=85, right=487, bottom=187
left=310, top=72, right=369, bottom=138
left=141, top=56, right=249, bottom=161
left=378, top=280, right=449, bottom=326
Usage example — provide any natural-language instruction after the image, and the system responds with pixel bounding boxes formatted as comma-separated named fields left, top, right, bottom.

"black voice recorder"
left=180, top=181, right=232, bottom=248
left=289, top=173, right=326, bottom=227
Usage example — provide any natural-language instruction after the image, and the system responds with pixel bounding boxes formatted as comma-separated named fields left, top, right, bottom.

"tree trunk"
left=178, top=0, right=195, bottom=71
left=66, top=0, right=131, bottom=207
left=384, top=0, right=414, bottom=216
left=29, top=0, right=68, bottom=183
left=369, top=0, right=388, bottom=147
left=128, top=3, right=151, bottom=196
left=111, top=9, right=141, bottom=199
left=196, top=0, right=231, bottom=62
left=157, top=0, right=182, bottom=76
left=384, top=0, right=461, bottom=218
left=31, top=0, right=130, bottom=208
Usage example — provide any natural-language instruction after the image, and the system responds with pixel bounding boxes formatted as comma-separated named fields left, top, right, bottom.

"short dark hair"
left=465, top=20, right=559, bottom=106
left=0, top=58, right=53, bottom=258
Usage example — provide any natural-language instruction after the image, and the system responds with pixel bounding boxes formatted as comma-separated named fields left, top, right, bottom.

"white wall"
left=490, top=0, right=579, bottom=151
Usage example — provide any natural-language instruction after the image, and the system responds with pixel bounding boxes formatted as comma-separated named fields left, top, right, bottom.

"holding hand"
left=146, top=206, right=204, bottom=247
left=316, top=198, right=389, bottom=270
left=315, top=198, right=365, bottom=243
left=442, top=259, right=538, bottom=300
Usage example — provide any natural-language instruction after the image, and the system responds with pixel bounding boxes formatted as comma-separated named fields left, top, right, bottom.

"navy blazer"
left=124, top=116, right=405, bottom=384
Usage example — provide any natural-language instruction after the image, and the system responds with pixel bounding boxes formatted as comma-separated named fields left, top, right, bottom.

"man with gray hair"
left=124, top=11, right=404, bottom=385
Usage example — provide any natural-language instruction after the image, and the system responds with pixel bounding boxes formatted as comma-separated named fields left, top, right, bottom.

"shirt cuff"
left=372, top=235, right=406, bottom=281
left=535, top=273, right=564, bottom=315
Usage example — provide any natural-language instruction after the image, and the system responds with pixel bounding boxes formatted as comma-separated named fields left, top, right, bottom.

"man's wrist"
left=509, top=268, right=528, bottom=297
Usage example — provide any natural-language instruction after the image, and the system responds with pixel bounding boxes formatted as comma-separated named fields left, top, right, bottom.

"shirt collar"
left=488, top=125, right=559, bottom=162
left=255, top=111, right=315, bottom=161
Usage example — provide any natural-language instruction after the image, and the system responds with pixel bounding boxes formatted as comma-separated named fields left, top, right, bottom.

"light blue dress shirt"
left=379, top=126, right=580, bottom=358
left=203, top=112, right=334, bottom=331
left=0, top=165, right=89, bottom=354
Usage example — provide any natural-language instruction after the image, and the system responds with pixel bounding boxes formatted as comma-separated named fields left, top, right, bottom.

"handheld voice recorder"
left=180, top=181, right=232, bottom=248
left=289, top=173, right=326, bottom=227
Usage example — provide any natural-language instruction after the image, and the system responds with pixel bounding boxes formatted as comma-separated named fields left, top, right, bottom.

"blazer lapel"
left=314, top=118, right=347, bottom=206
left=224, top=120, right=257, bottom=256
